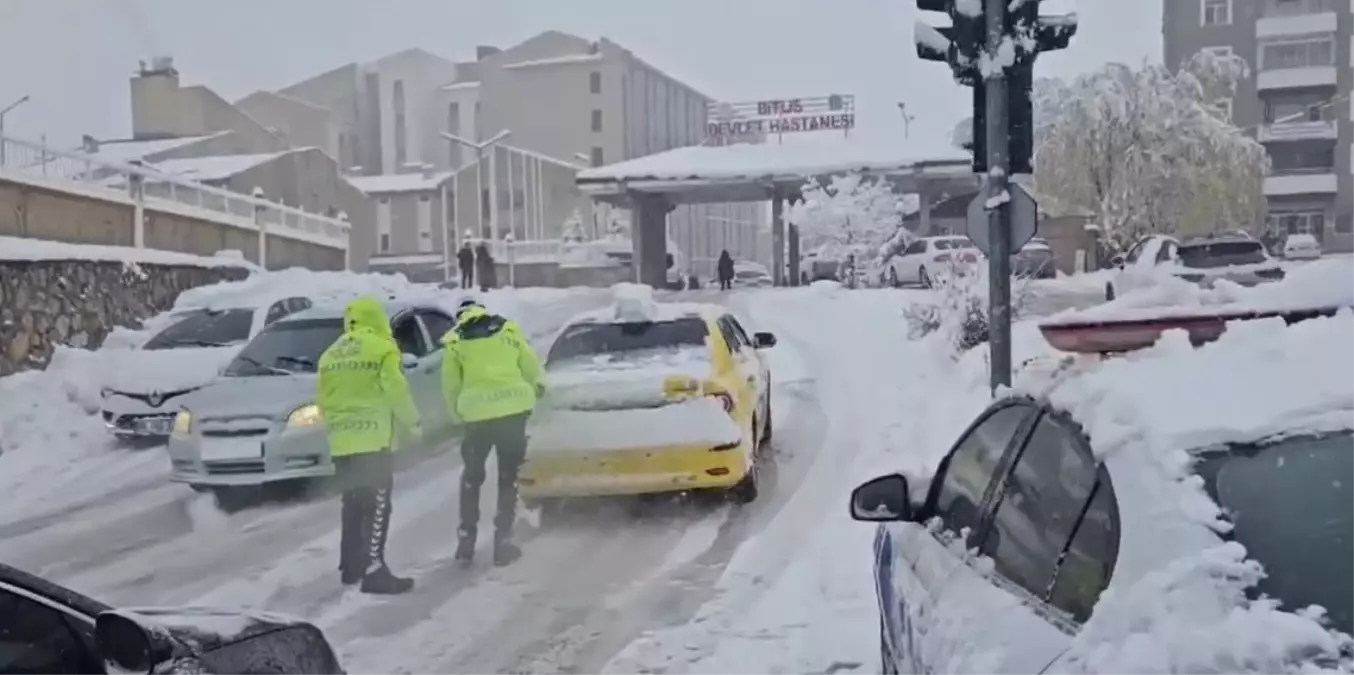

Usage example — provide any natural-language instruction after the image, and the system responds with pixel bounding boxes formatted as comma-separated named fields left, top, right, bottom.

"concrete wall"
left=235, top=91, right=344, bottom=161
left=0, top=259, right=250, bottom=376
left=0, top=177, right=344, bottom=270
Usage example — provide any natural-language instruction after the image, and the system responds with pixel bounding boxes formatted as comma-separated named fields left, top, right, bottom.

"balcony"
left=1257, top=0, right=1338, bottom=38
left=1258, top=119, right=1339, bottom=142
left=1264, top=169, right=1339, bottom=196
left=1257, top=65, right=1338, bottom=90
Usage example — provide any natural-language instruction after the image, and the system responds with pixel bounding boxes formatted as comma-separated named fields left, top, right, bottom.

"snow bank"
left=1043, top=256, right=1354, bottom=325
left=0, top=235, right=257, bottom=270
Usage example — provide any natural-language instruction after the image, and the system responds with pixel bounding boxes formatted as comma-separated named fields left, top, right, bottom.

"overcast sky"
left=0, top=0, right=1160, bottom=148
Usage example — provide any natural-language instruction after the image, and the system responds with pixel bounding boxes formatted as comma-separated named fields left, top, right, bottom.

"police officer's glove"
left=535, top=383, right=546, bottom=398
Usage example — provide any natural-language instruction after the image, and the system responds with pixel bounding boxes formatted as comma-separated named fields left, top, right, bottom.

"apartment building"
left=268, top=32, right=765, bottom=269
left=1164, top=0, right=1354, bottom=252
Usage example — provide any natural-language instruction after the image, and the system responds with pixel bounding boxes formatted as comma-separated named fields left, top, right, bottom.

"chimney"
left=130, top=55, right=184, bottom=140
left=81, top=135, right=100, bottom=153
left=476, top=45, right=501, bottom=60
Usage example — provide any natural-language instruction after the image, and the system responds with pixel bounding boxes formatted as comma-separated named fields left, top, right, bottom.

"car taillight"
left=935, top=253, right=951, bottom=262
left=707, top=391, right=735, bottom=413
left=958, top=251, right=978, bottom=263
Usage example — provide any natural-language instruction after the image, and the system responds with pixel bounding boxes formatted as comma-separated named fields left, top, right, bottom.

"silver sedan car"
left=166, top=300, right=460, bottom=498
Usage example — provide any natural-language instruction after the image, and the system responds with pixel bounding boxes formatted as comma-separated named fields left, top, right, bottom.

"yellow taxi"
left=521, top=288, right=776, bottom=503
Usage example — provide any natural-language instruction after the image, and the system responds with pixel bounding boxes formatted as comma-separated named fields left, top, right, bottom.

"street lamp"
left=504, top=231, right=516, bottom=287
left=574, top=151, right=604, bottom=239
left=0, top=94, right=32, bottom=167
left=441, top=129, right=511, bottom=243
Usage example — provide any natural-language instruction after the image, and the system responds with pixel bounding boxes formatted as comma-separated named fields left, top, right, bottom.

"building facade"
left=1164, top=0, right=1354, bottom=251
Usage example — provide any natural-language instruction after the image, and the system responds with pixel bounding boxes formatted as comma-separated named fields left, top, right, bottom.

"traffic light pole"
left=984, top=0, right=1014, bottom=392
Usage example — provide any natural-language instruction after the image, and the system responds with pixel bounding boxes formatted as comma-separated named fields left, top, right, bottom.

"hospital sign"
left=705, top=95, right=855, bottom=143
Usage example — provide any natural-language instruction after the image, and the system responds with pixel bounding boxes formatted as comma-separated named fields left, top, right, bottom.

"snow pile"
left=1044, top=256, right=1354, bottom=325
left=529, top=396, right=742, bottom=455
left=787, top=173, right=901, bottom=261
left=0, top=235, right=259, bottom=270
left=610, top=282, right=660, bottom=322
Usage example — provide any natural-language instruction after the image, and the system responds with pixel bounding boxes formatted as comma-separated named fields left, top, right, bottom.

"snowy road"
left=2, top=287, right=836, bottom=673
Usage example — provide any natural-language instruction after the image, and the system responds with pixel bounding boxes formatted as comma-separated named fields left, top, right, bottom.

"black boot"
left=454, top=527, right=476, bottom=568
left=493, top=532, right=522, bottom=567
left=361, top=565, right=414, bottom=595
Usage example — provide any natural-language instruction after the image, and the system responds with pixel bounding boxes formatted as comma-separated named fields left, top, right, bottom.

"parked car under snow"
left=100, top=296, right=313, bottom=443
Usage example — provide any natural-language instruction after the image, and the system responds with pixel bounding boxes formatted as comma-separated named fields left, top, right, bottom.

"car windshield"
left=547, top=317, right=708, bottom=366
left=222, top=318, right=343, bottom=377
left=143, top=309, right=254, bottom=350
left=1177, top=241, right=1268, bottom=268
left=1193, top=431, right=1353, bottom=637
left=934, top=239, right=973, bottom=251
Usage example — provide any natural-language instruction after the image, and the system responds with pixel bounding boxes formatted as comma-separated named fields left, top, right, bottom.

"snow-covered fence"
left=0, top=134, right=350, bottom=268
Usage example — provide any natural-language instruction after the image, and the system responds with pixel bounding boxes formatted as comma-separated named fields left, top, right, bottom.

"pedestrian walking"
left=717, top=250, right=735, bottom=291
left=457, top=241, right=475, bottom=288
left=316, top=297, right=423, bottom=594
left=441, top=299, right=543, bottom=567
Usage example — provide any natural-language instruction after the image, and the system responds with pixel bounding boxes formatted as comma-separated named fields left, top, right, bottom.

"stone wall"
left=0, top=259, right=249, bottom=376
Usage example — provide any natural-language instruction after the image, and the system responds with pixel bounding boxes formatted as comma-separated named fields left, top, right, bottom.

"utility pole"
left=914, top=0, right=1077, bottom=391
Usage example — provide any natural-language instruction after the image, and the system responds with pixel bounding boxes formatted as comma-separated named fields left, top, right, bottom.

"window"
left=391, top=315, right=428, bottom=356
left=1202, top=45, right=1233, bottom=58
left=223, top=319, right=342, bottom=376
left=1046, top=465, right=1120, bottom=622
left=931, top=404, right=1034, bottom=546
left=0, top=587, right=99, bottom=673
left=716, top=317, right=750, bottom=353
left=285, top=297, right=312, bottom=314
left=590, top=146, right=604, bottom=167
left=264, top=301, right=289, bottom=326
left=590, top=71, right=602, bottom=94
left=591, top=109, right=603, bottom=133
left=379, top=233, right=390, bottom=253
left=1202, top=0, right=1232, bottom=25
left=144, top=309, right=255, bottom=349
left=1265, top=93, right=1330, bottom=124
left=1154, top=240, right=1177, bottom=264
left=546, top=318, right=709, bottom=365
left=392, top=80, right=408, bottom=170
left=1178, top=240, right=1269, bottom=268
left=1269, top=143, right=1336, bottom=172
left=725, top=316, right=755, bottom=347
left=980, top=415, right=1100, bottom=604
left=1261, top=36, right=1335, bottom=70
left=417, top=310, right=457, bottom=344
left=1123, top=239, right=1147, bottom=264
left=902, top=240, right=928, bottom=256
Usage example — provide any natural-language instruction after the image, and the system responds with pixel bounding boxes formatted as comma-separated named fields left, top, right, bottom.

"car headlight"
left=287, top=404, right=324, bottom=429
left=172, top=410, right=193, bottom=436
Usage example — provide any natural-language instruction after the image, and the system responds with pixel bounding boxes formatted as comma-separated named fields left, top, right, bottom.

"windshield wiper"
left=176, top=339, right=234, bottom=348
left=235, top=355, right=293, bottom=375
left=276, top=355, right=316, bottom=370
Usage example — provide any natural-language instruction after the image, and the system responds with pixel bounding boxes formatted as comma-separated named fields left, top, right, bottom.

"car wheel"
left=761, top=395, right=773, bottom=443
left=887, top=266, right=899, bottom=288
left=880, top=620, right=898, bottom=675
left=919, top=266, right=933, bottom=289
left=1105, top=281, right=1116, bottom=302
left=729, top=417, right=761, bottom=504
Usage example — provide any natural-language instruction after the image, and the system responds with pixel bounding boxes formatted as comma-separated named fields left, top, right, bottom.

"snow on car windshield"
left=142, top=308, right=254, bottom=350
left=223, top=318, right=342, bottom=376
left=1194, top=431, right=1353, bottom=637
left=933, top=238, right=974, bottom=250
left=1177, top=240, right=1267, bottom=269
left=546, top=317, right=708, bottom=366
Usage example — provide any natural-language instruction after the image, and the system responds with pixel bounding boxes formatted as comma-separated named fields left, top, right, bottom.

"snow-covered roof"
left=440, top=80, right=480, bottom=91
left=576, top=137, right=971, bottom=186
left=0, top=235, right=255, bottom=268
left=347, top=171, right=457, bottom=194
left=79, top=132, right=232, bottom=164
left=501, top=53, right=603, bottom=70
left=138, top=151, right=293, bottom=182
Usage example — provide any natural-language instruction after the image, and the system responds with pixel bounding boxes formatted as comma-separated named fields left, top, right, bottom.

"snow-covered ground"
left=0, top=268, right=600, bottom=526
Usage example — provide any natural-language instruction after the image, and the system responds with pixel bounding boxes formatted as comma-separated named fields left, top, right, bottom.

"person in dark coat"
left=457, top=242, right=475, bottom=288
left=716, top=250, right=735, bottom=291
left=475, top=242, right=495, bottom=292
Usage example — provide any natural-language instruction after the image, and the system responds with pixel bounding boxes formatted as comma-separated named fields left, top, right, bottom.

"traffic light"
left=914, top=0, right=1076, bottom=174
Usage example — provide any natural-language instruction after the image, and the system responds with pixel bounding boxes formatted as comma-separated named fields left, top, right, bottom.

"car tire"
left=729, top=417, right=761, bottom=504
left=761, top=395, right=773, bottom=443
left=887, top=266, right=899, bottom=288
left=880, top=620, right=898, bottom=675
left=919, top=266, right=933, bottom=289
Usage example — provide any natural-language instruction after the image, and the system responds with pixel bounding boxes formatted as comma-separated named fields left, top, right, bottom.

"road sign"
left=966, top=180, right=1039, bottom=257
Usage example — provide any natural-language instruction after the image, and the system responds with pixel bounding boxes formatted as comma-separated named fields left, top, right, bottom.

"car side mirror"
left=400, top=353, right=418, bottom=369
left=850, top=473, right=913, bottom=522
left=753, top=332, right=777, bottom=349
left=95, top=611, right=177, bottom=673
left=1110, top=254, right=1125, bottom=268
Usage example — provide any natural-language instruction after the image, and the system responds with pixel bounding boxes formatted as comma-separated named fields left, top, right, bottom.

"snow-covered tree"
left=561, top=209, right=586, bottom=243
left=1033, top=54, right=1268, bottom=247
left=787, top=173, right=902, bottom=259
left=605, top=213, right=630, bottom=238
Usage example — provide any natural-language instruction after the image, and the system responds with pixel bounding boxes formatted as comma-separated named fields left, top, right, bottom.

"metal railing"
left=487, top=238, right=565, bottom=261
left=1262, top=0, right=1336, bottom=18
left=0, top=134, right=350, bottom=253
left=1258, top=119, right=1338, bottom=141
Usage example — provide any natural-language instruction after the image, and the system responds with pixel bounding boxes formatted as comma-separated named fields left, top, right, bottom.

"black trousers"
left=460, top=266, right=474, bottom=288
left=719, top=278, right=732, bottom=290
left=336, top=450, right=395, bottom=575
left=459, top=412, right=530, bottom=540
